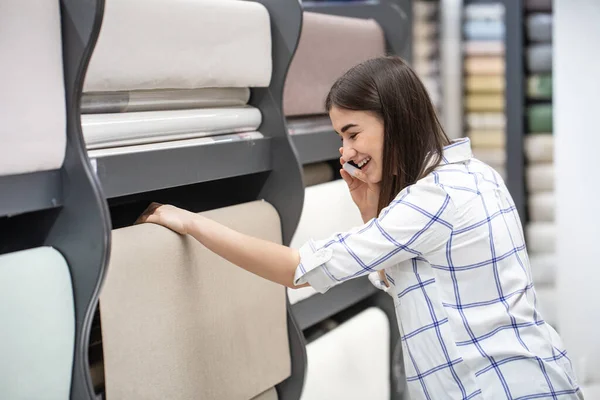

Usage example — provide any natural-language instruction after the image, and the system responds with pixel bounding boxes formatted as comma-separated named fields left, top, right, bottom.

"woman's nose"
left=341, top=143, right=357, bottom=162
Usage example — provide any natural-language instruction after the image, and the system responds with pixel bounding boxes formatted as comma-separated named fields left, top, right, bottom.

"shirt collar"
left=440, top=138, right=472, bottom=165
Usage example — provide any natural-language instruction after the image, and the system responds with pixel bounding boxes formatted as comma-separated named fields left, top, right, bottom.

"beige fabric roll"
left=464, top=41, right=505, bottom=56
left=526, top=222, right=555, bottom=254
left=100, top=201, right=290, bottom=400
left=469, top=130, right=505, bottom=148
left=464, top=57, right=505, bottom=75
left=525, top=134, right=553, bottom=163
left=414, top=41, right=437, bottom=60
left=303, top=163, right=335, bottom=187
left=466, top=112, right=506, bottom=130
left=472, top=148, right=506, bottom=167
left=528, top=191, right=554, bottom=222
left=465, top=76, right=505, bottom=93
left=529, top=253, right=555, bottom=286
left=283, top=12, right=385, bottom=116
left=526, top=163, right=554, bottom=193
left=413, top=21, right=437, bottom=40
left=465, top=94, right=505, bottom=112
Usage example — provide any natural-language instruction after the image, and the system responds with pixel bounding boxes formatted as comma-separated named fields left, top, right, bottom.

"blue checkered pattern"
left=294, top=138, right=582, bottom=399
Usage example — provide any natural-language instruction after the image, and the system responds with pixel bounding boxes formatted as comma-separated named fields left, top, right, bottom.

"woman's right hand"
left=339, top=147, right=380, bottom=222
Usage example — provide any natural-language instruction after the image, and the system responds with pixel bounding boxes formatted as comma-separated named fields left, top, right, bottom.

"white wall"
left=555, top=0, right=600, bottom=385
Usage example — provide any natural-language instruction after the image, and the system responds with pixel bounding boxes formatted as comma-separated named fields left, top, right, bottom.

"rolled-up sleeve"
left=293, top=182, right=456, bottom=293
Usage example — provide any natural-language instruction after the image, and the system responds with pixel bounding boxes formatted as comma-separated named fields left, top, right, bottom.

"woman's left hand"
left=135, top=203, right=196, bottom=235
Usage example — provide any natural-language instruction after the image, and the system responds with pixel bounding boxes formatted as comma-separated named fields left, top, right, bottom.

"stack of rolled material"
left=523, top=0, right=556, bottom=328
left=412, top=1, right=442, bottom=114
left=462, top=2, right=506, bottom=179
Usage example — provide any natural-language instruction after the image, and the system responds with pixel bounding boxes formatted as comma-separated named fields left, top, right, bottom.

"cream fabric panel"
left=0, top=0, right=66, bottom=176
left=84, top=0, right=272, bottom=92
left=0, top=247, right=74, bottom=400
left=100, top=201, right=290, bottom=400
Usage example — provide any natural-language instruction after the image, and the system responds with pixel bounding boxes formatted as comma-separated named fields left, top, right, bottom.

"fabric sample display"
left=303, top=163, right=334, bottom=187
left=464, top=57, right=505, bottom=75
left=413, top=21, right=437, bottom=40
left=526, top=14, right=553, bottom=43
left=466, top=113, right=506, bottom=130
left=100, top=201, right=290, bottom=400
left=82, top=107, right=262, bottom=149
left=465, top=95, right=505, bottom=112
left=88, top=132, right=264, bottom=159
left=464, top=41, right=505, bottom=56
left=472, top=148, right=506, bottom=167
left=287, top=116, right=333, bottom=135
left=465, top=76, right=505, bottom=93
left=525, top=133, right=553, bottom=162
left=0, top=247, right=74, bottom=400
left=414, top=42, right=438, bottom=60
left=529, top=253, right=556, bottom=286
left=526, top=163, right=554, bottom=193
left=527, top=104, right=553, bottom=132
left=526, top=44, right=553, bottom=73
left=84, top=0, right=272, bottom=92
left=469, top=130, right=506, bottom=148
left=0, top=0, right=66, bottom=176
left=535, top=286, right=557, bottom=328
left=527, top=74, right=552, bottom=99
left=463, top=21, right=505, bottom=41
left=288, top=180, right=363, bottom=304
left=81, top=88, right=251, bottom=114
left=463, top=3, right=505, bottom=21
left=528, top=192, right=554, bottom=222
left=301, top=308, right=390, bottom=400
left=525, top=0, right=552, bottom=12
left=283, top=12, right=385, bottom=116
left=525, top=222, right=555, bottom=254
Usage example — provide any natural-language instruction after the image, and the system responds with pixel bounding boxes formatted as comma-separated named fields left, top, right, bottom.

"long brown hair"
left=325, top=56, right=451, bottom=214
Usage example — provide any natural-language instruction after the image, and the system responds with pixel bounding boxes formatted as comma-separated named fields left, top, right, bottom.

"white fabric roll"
left=526, top=163, right=554, bottom=193
left=84, top=0, right=271, bottom=92
left=529, top=253, right=555, bottom=286
left=464, top=3, right=505, bottom=20
left=528, top=191, right=554, bottom=222
left=525, top=134, right=553, bottom=163
left=466, top=112, right=506, bottom=130
left=301, top=308, right=390, bottom=400
left=82, top=107, right=262, bottom=149
left=0, top=0, right=66, bottom=176
left=288, top=180, right=363, bottom=304
left=535, top=286, right=557, bottom=329
left=526, top=222, right=555, bottom=254
left=0, top=247, right=74, bottom=400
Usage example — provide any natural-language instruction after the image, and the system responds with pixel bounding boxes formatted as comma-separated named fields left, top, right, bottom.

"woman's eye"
left=349, top=133, right=358, bottom=140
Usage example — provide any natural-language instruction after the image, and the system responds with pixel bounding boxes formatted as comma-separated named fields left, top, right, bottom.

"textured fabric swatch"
left=100, top=201, right=291, bottom=400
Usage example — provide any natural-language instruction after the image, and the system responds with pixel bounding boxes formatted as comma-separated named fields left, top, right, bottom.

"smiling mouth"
left=348, top=157, right=371, bottom=170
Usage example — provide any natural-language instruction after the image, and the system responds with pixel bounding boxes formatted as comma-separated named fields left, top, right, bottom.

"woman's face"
left=330, top=106, right=385, bottom=184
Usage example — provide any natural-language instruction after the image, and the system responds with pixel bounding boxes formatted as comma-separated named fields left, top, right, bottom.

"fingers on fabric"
left=135, top=202, right=163, bottom=225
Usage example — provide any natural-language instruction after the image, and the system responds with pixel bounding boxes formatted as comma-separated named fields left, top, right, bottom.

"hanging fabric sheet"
left=464, top=3, right=505, bottom=21
left=288, top=179, right=363, bottom=304
left=528, top=191, right=554, bottom=222
left=526, top=14, right=553, bottom=43
left=287, top=116, right=333, bottom=136
left=465, top=95, right=505, bottom=112
left=463, top=21, right=505, bottom=41
left=529, top=253, right=556, bottom=286
left=99, top=201, right=290, bottom=400
left=301, top=308, right=390, bottom=400
left=283, top=12, right=386, bottom=116
left=0, top=247, right=74, bottom=400
left=527, top=74, right=552, bottom=99
left=465, top=76, right=505, bottom=93
left=527, top=104, right=553, bottom=132
left=469, top=130, right=506, bottom=148
left=464, top=57, right=505, bottom=75
left=526, top=163, right=554, bottom=193
left=81, top=88, right=251, bottom=114
left=84, top=0, right=272, bottom=92
left=467, top=113, right=506, bottom=130
left=0, top=0, right=66, bottom=176
left=525, top=133, right=553, bottom=162
left=526, top=222, right=555, bottom=254
left=464, top=41, right=505, bottom=56
left=526, top=44, right=553, bottom=73
left=82, top=107, right=262, bottom=149
left=303, top=163, right=335, bottom=187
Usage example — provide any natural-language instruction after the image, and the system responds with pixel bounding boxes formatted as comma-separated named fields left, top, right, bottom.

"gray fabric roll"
left=526, top=14, right=553, bottom=43
left=526, top=44, right=553, bottom=73
left=287, top=116, right=333, bottom=135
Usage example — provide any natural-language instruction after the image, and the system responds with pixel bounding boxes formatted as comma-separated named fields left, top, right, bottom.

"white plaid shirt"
left=294, top=138, right=582, bottom=400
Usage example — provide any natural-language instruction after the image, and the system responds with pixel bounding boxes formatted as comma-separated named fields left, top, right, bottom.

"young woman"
left=137, top=57, right=582, bottom=399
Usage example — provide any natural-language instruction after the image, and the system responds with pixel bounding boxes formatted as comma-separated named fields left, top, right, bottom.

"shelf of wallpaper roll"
left=89, top=136, right=272, bottom=199
left=291, top=276, right=379, bottom=330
